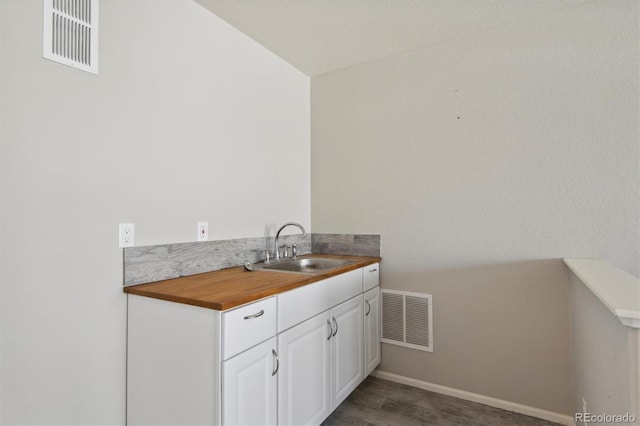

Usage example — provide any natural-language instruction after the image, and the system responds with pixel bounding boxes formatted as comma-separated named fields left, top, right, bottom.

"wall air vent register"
left=381, top=289, right=433, bottom=352
left=43, top=0, right=99, bottom=74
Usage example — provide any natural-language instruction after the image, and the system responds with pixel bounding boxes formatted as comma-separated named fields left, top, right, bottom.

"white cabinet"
left=127, top=295, right=220, bottom=426
left=277, top=268, right=362, bottom=333
left=330, top=295, right=364, bottom=409
left=127, top=295, right=276, bottom=426
left=222, top=337, right=278, bottom=426
left=278, top=295, right=363, bottom=426
left=220, top=296, right=279, bottom=426
left=278, top=312, right=332, bottom=426
left=222, top=297, right=277, bottom=360
left=127, top=263, right=380, bottom=426
left=363, top=286, right=381, bottom=376
left=363, top=263, right=379, bottom=292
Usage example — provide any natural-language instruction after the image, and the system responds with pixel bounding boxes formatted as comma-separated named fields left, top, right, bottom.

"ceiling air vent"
left=43, top=0, right=99, bottom=74
left=382, top=290, right=433, bottom=352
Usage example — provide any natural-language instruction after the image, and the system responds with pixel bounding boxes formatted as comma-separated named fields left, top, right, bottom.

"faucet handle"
left=291, top=244, right=297, bottom=259
left=283, top=246, right=292, bottom=258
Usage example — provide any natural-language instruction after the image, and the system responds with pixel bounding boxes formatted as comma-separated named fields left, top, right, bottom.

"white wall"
left=312, top=0, right=638, bottom=415
left=0, top=0, right=309, bottom=424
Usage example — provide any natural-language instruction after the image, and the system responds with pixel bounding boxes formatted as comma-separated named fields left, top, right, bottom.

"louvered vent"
left=43, top=0, right=99, bottom=74
left=381, top=290, right=433, bottom=352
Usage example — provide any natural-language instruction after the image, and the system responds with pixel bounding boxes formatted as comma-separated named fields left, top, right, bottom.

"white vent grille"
left=43, top=0, right=99, bottom=74
left=381, top=290, right=433, bottom=352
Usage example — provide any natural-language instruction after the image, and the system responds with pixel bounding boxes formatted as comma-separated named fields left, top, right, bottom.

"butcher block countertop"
left=123, top=254, right=381, bottom=311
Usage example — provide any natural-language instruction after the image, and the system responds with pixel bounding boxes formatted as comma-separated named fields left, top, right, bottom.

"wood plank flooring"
left=322, top=376, right=562, bottom=426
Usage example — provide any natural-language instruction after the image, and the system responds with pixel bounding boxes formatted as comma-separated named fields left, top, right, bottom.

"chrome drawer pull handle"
left=365, top=300, right=371, bottom=316
left=327, top=319, right=332, bottom=340
left=272, top=349, right=279, bottom=376
left=244, top=310, right=265, bottom=320
left=332, top=317, right=338, bottom=337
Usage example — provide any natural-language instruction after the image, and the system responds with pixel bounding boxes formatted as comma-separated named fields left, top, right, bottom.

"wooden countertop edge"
left=124, top=254, right=381, bottom=311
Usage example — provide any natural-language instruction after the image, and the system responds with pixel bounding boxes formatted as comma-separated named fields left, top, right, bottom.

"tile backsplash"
left=311, top=233, right=380, bottom=257
left=123, top=233, right=379, bottom=286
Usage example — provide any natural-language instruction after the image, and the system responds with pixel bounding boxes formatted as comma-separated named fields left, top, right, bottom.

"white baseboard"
left=371, top=370, right=576, bottom=426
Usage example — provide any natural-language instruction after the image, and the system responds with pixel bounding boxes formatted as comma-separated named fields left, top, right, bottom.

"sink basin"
left=256, top=257, right=354, bottom=275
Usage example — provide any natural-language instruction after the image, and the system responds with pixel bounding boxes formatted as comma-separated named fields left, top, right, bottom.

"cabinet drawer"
left=278, top=268, right=362, bottom=333
left=363, top=263, right=379, bottom=292
left=222, top=297, right=276, bottom=360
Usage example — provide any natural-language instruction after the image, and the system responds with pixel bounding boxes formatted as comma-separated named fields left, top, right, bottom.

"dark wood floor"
left=322, top=376, right=562, bottom=426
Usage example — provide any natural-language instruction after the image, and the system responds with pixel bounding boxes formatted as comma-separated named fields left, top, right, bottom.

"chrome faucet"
left=274, top=222, right=306, bottom=261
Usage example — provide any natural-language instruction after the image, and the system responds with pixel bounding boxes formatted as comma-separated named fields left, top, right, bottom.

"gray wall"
left=0, top=1, right=309, bottom=424
left=311, top=0, right=638, bottom=414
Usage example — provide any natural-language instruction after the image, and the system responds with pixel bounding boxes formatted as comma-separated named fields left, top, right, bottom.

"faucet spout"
left=274, top=222, right=306, bottom=261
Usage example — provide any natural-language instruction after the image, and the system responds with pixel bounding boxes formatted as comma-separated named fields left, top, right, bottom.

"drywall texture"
left=312, top=0, right=638, bottom=415
left=569, top=272, right=640, bottom=424
left=0, top=1, right=309, bottom=424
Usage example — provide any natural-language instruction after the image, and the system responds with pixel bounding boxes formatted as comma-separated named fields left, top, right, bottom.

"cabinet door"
left=330, top=295, right=364, bottom=410
left=363, top=286, right=381, bottom=376
left=222, top=337, right=278, bottom=426
left=278, top=312, right=331, bottom=426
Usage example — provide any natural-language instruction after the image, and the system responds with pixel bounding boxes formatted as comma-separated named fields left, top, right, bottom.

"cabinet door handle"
left=369, top=268, right=378, bottom=273
left=272, top=349, right=279, bottom=376
left=365, top=300, right=371, bottom=316
left=332, top=317, right=338, bottom=337
left=327, top=319, right=332, bottom=340
left=243, top=310, right=264, bottom=320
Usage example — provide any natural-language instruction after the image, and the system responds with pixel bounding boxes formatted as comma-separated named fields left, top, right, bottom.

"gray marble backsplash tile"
left=311, top=233, right=380, bottom=257
left=124, top=233, right=380, bottom=286
left=124, top=235, right=311, bottom=286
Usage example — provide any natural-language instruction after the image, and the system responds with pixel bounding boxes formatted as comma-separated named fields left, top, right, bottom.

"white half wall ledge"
left=563, top=258, right=640, bottom=329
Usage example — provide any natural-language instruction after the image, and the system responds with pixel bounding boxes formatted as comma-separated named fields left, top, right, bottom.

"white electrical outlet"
left=119, top=223, right=135, bottom=248
left=197, top=222, right=208, bottom=241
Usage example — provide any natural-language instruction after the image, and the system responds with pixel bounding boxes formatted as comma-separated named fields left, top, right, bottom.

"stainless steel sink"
left=255, top=257, right=354, bottom=275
